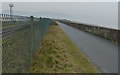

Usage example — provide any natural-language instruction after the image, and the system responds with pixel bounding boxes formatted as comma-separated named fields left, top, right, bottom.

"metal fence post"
left=30, top=16, right=35, bottom=55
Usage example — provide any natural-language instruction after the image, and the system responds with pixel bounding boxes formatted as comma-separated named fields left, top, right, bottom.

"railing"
left=1, top=14, right=51, bottom=73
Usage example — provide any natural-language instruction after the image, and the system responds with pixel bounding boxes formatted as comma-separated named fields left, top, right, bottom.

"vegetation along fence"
left=1, top=14, right=51, bottom=73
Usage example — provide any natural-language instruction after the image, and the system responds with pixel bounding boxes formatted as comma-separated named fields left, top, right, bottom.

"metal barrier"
left=1, top=14, right=51, bottom=73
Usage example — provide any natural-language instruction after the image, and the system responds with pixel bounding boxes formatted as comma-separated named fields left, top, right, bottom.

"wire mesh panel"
left=0, top=14, right=2, bottom=75
left=2, top=14, right=51, bottom=73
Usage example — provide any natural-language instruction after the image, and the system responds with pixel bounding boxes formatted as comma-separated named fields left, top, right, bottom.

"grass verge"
left=29, top=23, right=99, bottom=73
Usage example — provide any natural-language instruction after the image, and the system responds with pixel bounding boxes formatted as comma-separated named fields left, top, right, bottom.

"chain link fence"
left=1, top=14, right=51, bottom=73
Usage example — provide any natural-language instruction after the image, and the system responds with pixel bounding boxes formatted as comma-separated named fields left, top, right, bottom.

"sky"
left=1, top=2, right=119, bottom=29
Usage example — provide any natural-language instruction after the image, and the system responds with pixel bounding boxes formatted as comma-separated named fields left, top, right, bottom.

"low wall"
left=58, top=20, right=119, bottom=45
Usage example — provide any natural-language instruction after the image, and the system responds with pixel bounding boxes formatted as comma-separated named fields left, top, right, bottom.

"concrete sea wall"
left=58, top=20, right=119, bottom=45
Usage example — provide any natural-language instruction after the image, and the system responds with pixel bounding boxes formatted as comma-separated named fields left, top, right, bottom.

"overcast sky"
left=2, top=2, right=118, bottom=29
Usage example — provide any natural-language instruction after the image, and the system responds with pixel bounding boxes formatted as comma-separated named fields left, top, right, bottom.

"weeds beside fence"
left=1, top=14, right=51, bottom=73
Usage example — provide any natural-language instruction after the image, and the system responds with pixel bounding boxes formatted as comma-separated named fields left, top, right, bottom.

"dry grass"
left=29, top=24, right=99, bottom=73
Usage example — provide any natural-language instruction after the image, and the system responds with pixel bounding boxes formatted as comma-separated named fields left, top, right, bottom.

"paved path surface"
left=57, top=22, right=118, bottom=73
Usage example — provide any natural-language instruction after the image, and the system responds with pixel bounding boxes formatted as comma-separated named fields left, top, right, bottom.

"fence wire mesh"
left=1, top=14, right=51, bottom=73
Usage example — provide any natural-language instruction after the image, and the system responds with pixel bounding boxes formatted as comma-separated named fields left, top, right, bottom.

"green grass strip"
left=29, top=25, right=100, bottom=73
